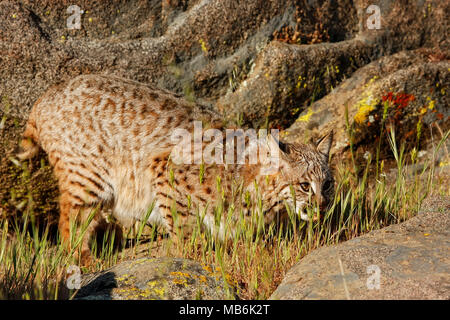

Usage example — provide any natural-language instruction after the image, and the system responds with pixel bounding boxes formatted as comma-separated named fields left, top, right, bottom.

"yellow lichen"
left=296, top=75, right=305, bottom=89
left=117, top=274, right=136, bottom=285
left=196, top=275, right=208, bottom=284
left=130, top=258, right=148, bottom=267
left=199, top=39, right=208, bottom=53
left=147, top=280, right=165, bottom=298
left=297, top=108, right=314, bottom=122
left=353, top=92, right=379, bottom=124
left=202, top=264, right=213, bottom=273
left=439, top=160, right=449, bottom=167
left=170, top=271, right=191, bottom=286
left=170, top=271, right=191, bottom=278
left=153, top=286, right=165, bottom=298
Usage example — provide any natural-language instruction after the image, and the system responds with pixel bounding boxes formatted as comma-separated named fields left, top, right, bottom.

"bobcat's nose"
left=313, top=205, right=327, bottom=222
left=314, top=195, right=328, bottom=212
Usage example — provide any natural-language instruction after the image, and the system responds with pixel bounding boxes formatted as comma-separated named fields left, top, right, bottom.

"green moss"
left=0, top=118, right=59, bottom=227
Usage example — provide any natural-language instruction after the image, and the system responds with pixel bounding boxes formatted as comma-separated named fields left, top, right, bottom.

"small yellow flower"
left=12, top=14, right=17, bottom=18
left=199, top=39, right=208, bottom=53
left=353, top=93, right=378, bottom=124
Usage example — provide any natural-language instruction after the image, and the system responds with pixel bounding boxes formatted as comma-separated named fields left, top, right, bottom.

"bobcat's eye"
left=299, top=182, right=310, bottom=193
left=323, top=180, right=332, bottom=191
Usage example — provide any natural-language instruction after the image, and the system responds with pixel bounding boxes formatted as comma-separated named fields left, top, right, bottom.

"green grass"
left=0, top=123, right=448, bottom=300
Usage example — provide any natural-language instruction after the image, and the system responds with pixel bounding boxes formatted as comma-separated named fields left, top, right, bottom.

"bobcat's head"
left=258, top=131, right=334, bottom=221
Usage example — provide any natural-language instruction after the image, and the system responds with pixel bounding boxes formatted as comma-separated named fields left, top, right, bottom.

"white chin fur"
left=293, top=201, right=309, bottom=221
left=299, top=212, right=309, bottom=221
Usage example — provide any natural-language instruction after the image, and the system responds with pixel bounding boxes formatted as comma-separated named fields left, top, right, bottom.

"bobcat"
left=18, top=74, right=334, bottom=265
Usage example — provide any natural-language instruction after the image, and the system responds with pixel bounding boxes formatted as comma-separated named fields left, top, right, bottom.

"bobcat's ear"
left=316, top=131, right=333, bottom=160
left=266, top=132, right=281, bottom=153
left=265, top=132, right=290, bottom=155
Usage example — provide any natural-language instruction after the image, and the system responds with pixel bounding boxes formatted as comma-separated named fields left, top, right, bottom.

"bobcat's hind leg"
left=59, top=188, right=103, bottom=266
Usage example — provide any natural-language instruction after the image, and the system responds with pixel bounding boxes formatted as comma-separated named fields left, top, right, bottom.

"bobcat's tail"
left=17, top=119, right=39, bottom=160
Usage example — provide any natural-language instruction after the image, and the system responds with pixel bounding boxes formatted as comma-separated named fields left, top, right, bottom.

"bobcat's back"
left=19, top=74, right=334, bottom=265
left=20, top=75, right=220, bottom=234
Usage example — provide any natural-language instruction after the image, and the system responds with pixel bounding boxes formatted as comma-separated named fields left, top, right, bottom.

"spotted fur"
left=18, top=74, right=334, bottom=265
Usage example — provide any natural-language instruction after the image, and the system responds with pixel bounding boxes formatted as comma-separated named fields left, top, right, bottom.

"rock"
left=0, top=0, right=314, bottom=222
left=75, top=257, right=237, bottom=300
left=0, top=0, right=290, bottom=224
left=284, top=49, right=449, bottom=156
left=0, top=0, right=448, bottom=241
left=0, top=0, right=293, bottom=120
left=217, top=39, right=375, bottom=127
left=270, top=195, right=450, bottom=300
left=218, top=0, right=449, bottom=127
left=1, top=0, right=447, bottom=121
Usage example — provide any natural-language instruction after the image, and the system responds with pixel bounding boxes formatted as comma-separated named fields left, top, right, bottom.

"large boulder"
left=284, top=49, right=449, bottom=157
left=217, top=39, right=375, bottom=127
left=75, top=257, right=237, bottom=300
left=1, top=0, right=447, bottom=121
left=0, top=0, right=448, bottom=232
left=217, top=0, right=449, bottom=127
left=270, top=195, right=450, bottom=300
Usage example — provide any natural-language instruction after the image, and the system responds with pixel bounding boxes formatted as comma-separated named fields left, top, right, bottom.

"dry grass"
left=0, top=120, right=448, bottom=300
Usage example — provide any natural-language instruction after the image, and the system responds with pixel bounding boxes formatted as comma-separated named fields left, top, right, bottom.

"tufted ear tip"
left=316, top=130, right=333, bottom=159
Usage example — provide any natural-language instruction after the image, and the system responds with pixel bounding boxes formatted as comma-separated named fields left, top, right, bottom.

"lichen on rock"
left=75, top=257, right=237, bottom=300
